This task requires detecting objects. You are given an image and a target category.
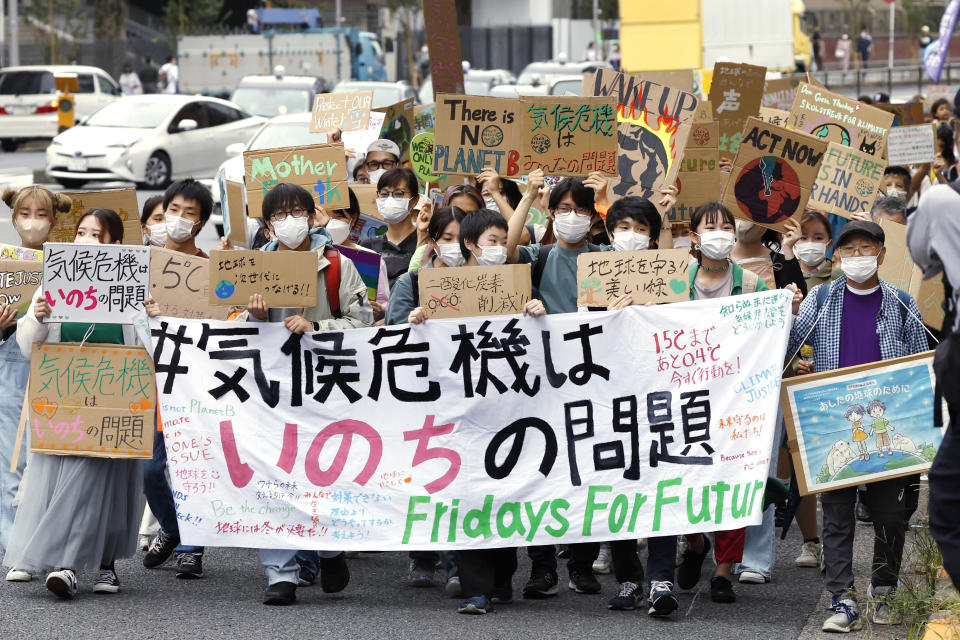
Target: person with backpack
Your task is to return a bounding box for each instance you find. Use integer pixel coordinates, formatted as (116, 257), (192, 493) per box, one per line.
(360, 168), (419, 290)
(788, 219), (929, 632)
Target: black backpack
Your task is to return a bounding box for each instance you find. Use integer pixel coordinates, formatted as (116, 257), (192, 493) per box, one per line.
(933, 184), (960, 426)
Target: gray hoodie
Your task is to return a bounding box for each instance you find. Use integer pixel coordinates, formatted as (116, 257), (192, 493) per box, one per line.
(907, 183), (960, 332)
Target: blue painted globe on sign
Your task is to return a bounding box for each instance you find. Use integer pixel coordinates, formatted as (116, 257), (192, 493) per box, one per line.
(215, 280), (235, 299)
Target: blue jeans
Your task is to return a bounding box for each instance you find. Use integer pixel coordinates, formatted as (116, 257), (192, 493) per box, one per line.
(0, 336), (29, 551)
(142, 427), (203, 554)
(259, 549), (340, 585)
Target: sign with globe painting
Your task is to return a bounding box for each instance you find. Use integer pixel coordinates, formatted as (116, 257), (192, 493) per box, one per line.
(720, 117), (827, 233)
(788, 83), (894, 159)
(781, 351), (943, 496)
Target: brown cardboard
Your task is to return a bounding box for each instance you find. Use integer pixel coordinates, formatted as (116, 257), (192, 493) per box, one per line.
(789, 83), (894, 158)
(757, 107), (792, 127)
(149, 247), (230, 320)
(694, 100), (713, 122)
(209, 249), (319, 308)
(29, 342), (156, 459)
(57, 188), (141, 244)
(720, 117), (827, 232)
(350, 184), (381, 219)
(874, 102), (926, 127)
(917, 273), (945, 329)
(224, 180), (247, 245)
(808, 142), (886, 220)
(887, 123), (937, 165)
(577, 248), (690, 306)
(686, 121), (719, 149)
(762, 77), (802, 111)
(243, 143), (349, 218)
(877, 219), (944, 329)
(707, 62), (767, 163)
(666, 171), (723, 223)
(374, 98), (415, 164)
(432, 94), (522, 177)
(422, 0), (465, 97)
(0, 260), (43, 319)
(310, 91), (373, 133)
(519, 95), (619, 177)
(678, 147), (719, 173)
(417, 264), (532, 319)
(637, 70), (695, 94)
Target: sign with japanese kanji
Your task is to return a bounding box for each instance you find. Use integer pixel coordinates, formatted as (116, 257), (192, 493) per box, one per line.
(0, 260), (43, 318)
(244, 143), (349, 218)
(310, 91), (373, 133)
(432, 94), (522, 177)
(423, 0), (465, 97)
(208, 249), (318, 308)
(42, 243), (150, 324)
(788, 83), (894, 158)
(149, 247), (229, 320)
(150, 289), (794, 549)
(418, 264), (532, 319)
(58, 188), (142, 245)
(29, 342), (156, 459)
(519, 96), (618, 176)
(808, 142), (886, 219)
(887, 123), (937, 165)
(577, 249), (690, 306)
(707, 62), (766, 164)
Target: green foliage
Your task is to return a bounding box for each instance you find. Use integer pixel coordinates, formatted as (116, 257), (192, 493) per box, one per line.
(817, 464), (831, 484)
(25, 0), (88, 64)
(163, 0), (230, 37)
(919, 443), (937, 462)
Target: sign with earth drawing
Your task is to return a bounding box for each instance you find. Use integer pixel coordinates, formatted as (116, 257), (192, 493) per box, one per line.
(788, 83), (894, 158)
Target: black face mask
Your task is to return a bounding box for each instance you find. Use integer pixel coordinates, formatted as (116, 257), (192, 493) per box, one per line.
(591, 230), (609, 246)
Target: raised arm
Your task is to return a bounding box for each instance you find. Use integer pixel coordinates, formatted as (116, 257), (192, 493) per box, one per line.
(507, 169), (543, 264)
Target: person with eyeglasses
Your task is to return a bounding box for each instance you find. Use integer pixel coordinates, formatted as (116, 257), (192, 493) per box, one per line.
(364, 139), (401, 185)
(787, 220), (928, 632)
(360, 168), (421, 289)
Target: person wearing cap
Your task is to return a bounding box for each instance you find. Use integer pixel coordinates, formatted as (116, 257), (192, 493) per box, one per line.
(787, 220), (928, 633)
(365, 139), (401, 186)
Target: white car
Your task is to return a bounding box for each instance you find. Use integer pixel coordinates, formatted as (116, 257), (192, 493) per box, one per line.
(0, 64), (121, 151)
(45, 94), (265, 189)
(332, 80), (418, 108)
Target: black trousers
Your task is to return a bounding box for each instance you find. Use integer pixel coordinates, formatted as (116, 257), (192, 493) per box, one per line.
(609, 536), (677, 584)
(930, 416), (960, 592)
(527, 543), (600, 573)
(455, 548), (518, 597)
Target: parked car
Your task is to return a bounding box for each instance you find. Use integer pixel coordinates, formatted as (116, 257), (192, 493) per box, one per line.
(230, 69), (326, 118)
(417, 68), (516, 103)
(332, 80), (418, 108)
(45, 94), (265, 189)
(516, 60), (612, 86)
(0, 64), (121, 151)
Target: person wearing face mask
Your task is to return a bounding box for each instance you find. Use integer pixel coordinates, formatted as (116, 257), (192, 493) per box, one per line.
(405, 183), (485, 274)
(360, 168), (420, 289)
(242, 183), (371, 607)
(0, 186), (70, 583)
(139, 195), (166, 247)
(795, 211), (837, 295)
(160, 179), (213, 258)
(364, 139), (401, 187)
(731, 217), (807, 295)
(787, 220), (928, 632)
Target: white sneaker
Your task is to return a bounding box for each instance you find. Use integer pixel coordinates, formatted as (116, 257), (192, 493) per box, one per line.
(93, 568), (121, 594)
(45, 569), (78, 599)
(592, 543), (612, 574)
(822, 598), (862, 633)
(138, 534), (152, 551)
(738, 570), (768, 584)
(5, 568), (31, 582)
(796, 541), (823, 568)
(868, 584), (901, 625)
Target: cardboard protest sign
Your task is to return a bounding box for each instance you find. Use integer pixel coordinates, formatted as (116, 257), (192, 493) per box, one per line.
(219, 176), (248, 247)
(757, 107), (791, 127)
(788, 83), (894, 158)
(422, 0), (465, 97)
(808, 143), (885, 220)
(887, 123), (937, 165)
(411, 131), (444, 183)
(0, 243), (42, 262)
(433, 94), (521, 177)
(417, 264), (531, 319)
(720, 117), (827, 232)
(694, 100), (713, 122)
(341, 111), (386, 173)
(667, 171), (724, 223)
(926, 84), (951, 102)
(42, 243), (150, 324)
(414, 103), (436, 135)
(876, 219), (944, 329)
(577, 249), (690, 306)
(762, 76), (801, 111)
(917, 273), (946, 329)
(782, 351), (939, 495)
(0, 260), (43, 318)
(351, 184), (381, 218)
(584, 69), (700, 210)
(519, 95), (618, 177)
(336, 245), (380, 302)
(375, 98), (415, 164)
(244, 143), (349, 217)
(29, 342), (156, 459)
(149, 247), (229, 320)
(875, 102), (926, 127)
(310, 91), (373, 133)
(57, 188), (141, 245)
(208, 250), (318, 308)
(707, 62), (766, 163)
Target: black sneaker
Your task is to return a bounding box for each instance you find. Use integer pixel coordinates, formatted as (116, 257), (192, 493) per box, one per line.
(648, 580), (679, 617)
(263, 581), (297, 605)
(175, 552), (204, 579)
(143, 529), (180, 568)
(677, 535), (711, 590)
(856, 500), (872, 523)
(568, 568), (602, 594)
(45, 569), (77, 599)
(522, 567), (559, 599)
(407, 560), (435, 587)
(710, 575), (736, 603)
(93, 568), (120, 594)
(320, 553), (350, 593)
(608, 581), (640, 610)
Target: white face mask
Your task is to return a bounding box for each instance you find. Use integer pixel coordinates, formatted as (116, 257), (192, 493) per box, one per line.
(474, 244), (507, 266)
(553, 211), (592, 243)
(841, 255), (879, 283)
(696, 230), (737, 260)
(368, 168), (387, 185)
(436, 242), (464, 267)
(14, 218), (51, 246)
(147, 222), (167, 247)
(377, 197), (411, 224)
(612, 230), (650, 252)
(325, 218), (351, 245)
(484, 196), (500, 213)
(794, 241), (827, 266)
(272, 215), (310, 249)
(165, 214), (197, 243)
(886, 188), (906, 199)
(735, 219), (756, 241)
(74, 235), (100, 245)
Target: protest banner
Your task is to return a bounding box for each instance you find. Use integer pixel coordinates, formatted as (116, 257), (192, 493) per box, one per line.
(150, 289), (794, 549)
(433, 94), (522, 177)
(519, 96), (619, 177)
(720, 117), (827, 232)
(42, 243), (149, 324)
(375, 98), (415, 164)
(762, 76), (801, 111)
(782, 351), (941, 496)
(757, 107), (791, 127)
(0, 260), (43, 318)
(876, 219), (945, 329)
(788, 83), (894, 158)
(244, 143), (349, 217)
(208, 249), (319, 308)
(418, 264), (531, 319)
(57, 188), (141, 245)
(149, 247), (229, 320)
(887, 123), (937, 165)
(422, 0), (465, 97)
(584, 69), (700, 211)
(336, 245), (380, 302)
(807, 142), (885, 220)
(926, 84), (952, 102)
(310, 91), (373, 133)
(0, 243), (42, 262)
(666, 171), (723, 223)
(577, 249), (690, 306)
(707, 62), (766, 163)
(220, 177), (248, 247)
(28, 342), (156, 459)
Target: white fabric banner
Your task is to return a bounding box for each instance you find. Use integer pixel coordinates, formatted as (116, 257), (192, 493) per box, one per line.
(150, 290), (793, 550)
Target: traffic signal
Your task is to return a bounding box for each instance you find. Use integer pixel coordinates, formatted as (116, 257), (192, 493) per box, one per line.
(54, 73), (78, 133)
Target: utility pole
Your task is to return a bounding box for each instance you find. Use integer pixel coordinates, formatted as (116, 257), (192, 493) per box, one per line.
(9, 0), (17, 66)
(179, 0), (184, 36)
(593, 0), (601, 58)
(335, 0), (341, 27)
(888, 0), (895, 69)
(48, 0), (54, 63)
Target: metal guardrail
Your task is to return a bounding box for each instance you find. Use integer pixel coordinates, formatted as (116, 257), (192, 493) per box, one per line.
(801, 63), (960, 97)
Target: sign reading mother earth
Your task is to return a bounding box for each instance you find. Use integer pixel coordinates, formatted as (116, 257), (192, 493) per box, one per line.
(244, 143), (349, 218)
(788, 83), (894, 157)
(720, 117), (827, 232)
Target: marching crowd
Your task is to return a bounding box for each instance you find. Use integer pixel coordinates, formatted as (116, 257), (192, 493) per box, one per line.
(0, 96), (958, 635)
